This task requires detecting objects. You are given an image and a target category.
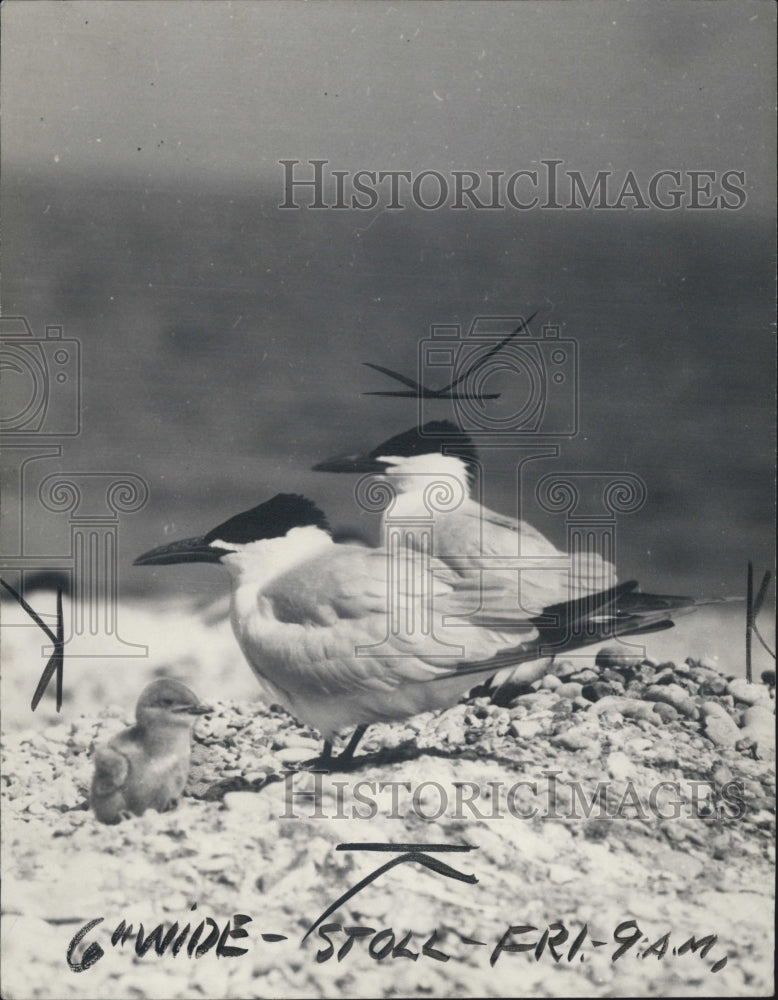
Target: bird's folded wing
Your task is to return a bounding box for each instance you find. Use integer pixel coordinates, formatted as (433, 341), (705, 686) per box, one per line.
(254, 549), (689, 699)
(256, 546), (517, 695)
(447, 507), (617, 611)
(91, 745), (130, 795)
(264, 544), (460, 622)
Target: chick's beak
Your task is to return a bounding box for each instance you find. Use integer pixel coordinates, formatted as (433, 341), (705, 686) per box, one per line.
(175, 703), (212, 716)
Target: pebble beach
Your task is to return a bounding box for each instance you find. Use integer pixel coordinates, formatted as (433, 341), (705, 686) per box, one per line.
(1, 594), (775, 998)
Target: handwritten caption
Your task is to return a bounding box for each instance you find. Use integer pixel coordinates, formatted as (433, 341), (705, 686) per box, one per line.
(67, 843), (727, 975)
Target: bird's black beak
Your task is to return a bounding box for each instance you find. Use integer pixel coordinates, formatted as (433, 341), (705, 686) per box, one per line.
(312, 452), (389, 474)
(133, 536), (230, 566)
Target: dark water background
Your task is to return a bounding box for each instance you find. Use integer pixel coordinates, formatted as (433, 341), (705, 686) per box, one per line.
(1, 172), (775, 610)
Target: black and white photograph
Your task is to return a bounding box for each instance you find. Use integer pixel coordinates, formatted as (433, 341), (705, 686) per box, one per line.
(1, 2), (775, 997)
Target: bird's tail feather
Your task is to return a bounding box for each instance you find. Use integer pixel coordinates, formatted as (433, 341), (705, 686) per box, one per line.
(464, 587), (726, 629)
(429, 583), (707, 684)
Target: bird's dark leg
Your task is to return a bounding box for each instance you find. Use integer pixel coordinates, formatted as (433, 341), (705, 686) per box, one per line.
(321, 740), (333, 761)
(338, 724), (368, 762)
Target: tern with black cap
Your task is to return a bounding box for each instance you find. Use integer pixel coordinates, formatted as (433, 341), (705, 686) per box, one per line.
(312, 422), (686, 695)
(135, 494), (697, 762)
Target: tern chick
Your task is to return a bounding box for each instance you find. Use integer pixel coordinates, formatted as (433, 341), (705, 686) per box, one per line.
(90, 679), (207, 824)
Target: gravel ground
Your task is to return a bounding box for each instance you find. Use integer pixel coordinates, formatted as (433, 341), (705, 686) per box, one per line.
(1, 595), (775, 999)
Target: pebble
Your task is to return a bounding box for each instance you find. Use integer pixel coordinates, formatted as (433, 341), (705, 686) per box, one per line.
(699, 700), (732, 720)
(541, 674), (562, 690)
(567, 669), (599, 685)
(67, 734), (92, 752)
(728, 677), (772, 706)
(436, 720), (466, 745)
(606, 751), (633, 781)
(711, 832), (731, 859)
(650, 702), (679, 724)
(711, 764), (734, 786)
(242, 770), (269, 784)
(654, 848), (704, 879)
(739, 705), (776, 759)
(492, 716), (511, 737)
(643, 684), (699, 719)
(650, 741), (678, 766)
(199, 717), (232, 741)
(512, 690), (554, 709)
(595, 645), (644, 669)
(589, 695), (645, 718)
(552, 727), (597, 752)
(546, 863), (579, 884)
(742, 703), (775, 725)
(509, 719), (545, 740)
(661, 819), (690, 843)
(761, 670), (775, 687)
(698, 678), (729, 696)
(748, 810), (775, 830)
(557, 682), (583, 700)
(581, 681), (615, 702)
(704, 714), (742, 748)
(735, 736), (758, 756)
(625, 737), (652, 754)
(741, 779), (765, 801)
(625, 680), (648, 698)
(405, 712), (435, 733)
(633, 705), (661, 725)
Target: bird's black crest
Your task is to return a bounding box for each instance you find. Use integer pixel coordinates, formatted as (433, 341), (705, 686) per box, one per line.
(371, 421), (480, 481)
(204, 494), (330, 545)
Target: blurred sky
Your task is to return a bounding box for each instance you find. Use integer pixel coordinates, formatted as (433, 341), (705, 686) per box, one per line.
(2, 0), (775, 207)
(1, 1), (775, 635)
